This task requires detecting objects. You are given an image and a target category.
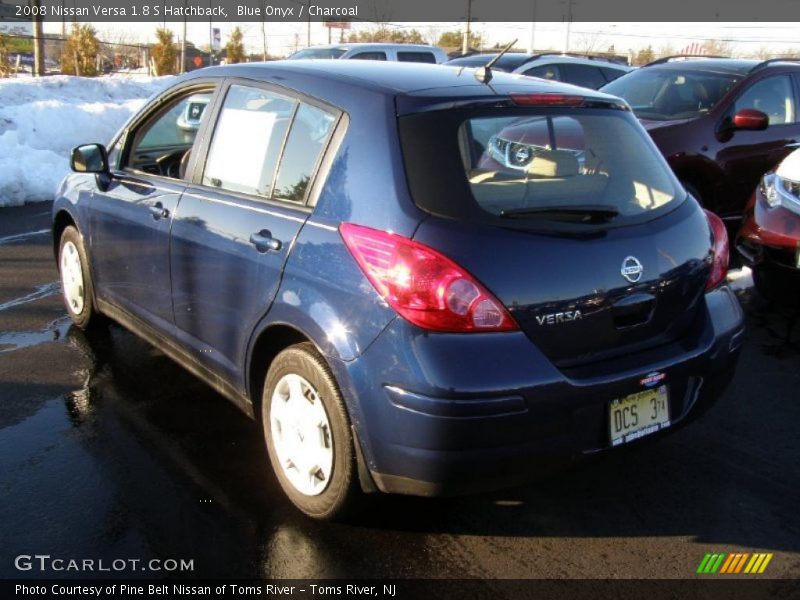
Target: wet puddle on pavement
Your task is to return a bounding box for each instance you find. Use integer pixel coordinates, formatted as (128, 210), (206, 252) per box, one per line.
(0, 316), (71, 353)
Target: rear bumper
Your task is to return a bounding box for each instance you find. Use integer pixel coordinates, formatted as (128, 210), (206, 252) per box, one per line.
(330, 287), (744, 497)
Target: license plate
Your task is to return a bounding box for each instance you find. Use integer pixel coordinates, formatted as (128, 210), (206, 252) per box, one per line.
(795, 243), (800, 269)
(609, 385), (670, 447)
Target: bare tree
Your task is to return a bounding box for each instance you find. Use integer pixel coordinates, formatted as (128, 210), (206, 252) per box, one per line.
(572, 32), (605, 54)
(656, 43), (677, 59)
(701, 39), (734, 57)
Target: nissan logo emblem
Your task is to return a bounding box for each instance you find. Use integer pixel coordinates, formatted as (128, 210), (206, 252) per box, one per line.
(513, 146), (532, 164)
(621, 256), (644, 283)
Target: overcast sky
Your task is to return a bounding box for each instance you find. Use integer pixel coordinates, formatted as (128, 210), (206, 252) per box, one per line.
(37, 21), (800, 58)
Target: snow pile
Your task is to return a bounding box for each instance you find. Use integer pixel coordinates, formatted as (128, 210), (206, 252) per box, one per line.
(0, 74), (174, 206)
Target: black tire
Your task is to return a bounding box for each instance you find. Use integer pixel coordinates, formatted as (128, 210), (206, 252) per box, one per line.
(58, 225), (100, 330)
(261, 342), (360, 520)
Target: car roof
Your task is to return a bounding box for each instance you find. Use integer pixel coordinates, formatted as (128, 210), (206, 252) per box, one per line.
(642, 58), (779, 76)
(298, 43), (441, 51)
(519, 55), (631, 69)
(445, 53), (533, 70)
(182, 60), (619, 113)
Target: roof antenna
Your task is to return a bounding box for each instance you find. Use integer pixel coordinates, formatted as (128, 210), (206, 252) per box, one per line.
(474, 38), (518, 84)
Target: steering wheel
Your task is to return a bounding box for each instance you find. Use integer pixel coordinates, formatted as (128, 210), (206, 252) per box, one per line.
(155, 149), (189, 179)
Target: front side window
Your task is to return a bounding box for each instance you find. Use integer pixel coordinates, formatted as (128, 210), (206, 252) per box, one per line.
(734, 75), (796, 125)
(125, 89), (214, 178)
(202, 85), (295, 197)
(289, 47), (347, 59)
(602, 68), (740, 121)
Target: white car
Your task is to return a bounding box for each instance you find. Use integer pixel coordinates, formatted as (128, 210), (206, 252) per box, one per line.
(176, 94), (210, 131)
(288, 43), (447, 64)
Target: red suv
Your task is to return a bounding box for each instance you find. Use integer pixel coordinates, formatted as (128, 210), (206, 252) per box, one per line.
(602, 57), (800, 218)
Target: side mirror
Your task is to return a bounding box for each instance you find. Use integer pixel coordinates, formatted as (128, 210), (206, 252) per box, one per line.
(732, 108), (769, 131)
(71, 143), (109, 174)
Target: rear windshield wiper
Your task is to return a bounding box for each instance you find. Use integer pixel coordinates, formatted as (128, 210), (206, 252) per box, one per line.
(499, 205), (620, 223)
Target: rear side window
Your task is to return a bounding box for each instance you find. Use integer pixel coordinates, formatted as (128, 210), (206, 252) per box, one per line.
(397, 51), (437, 64)
(600, 66), (627, 83)
(273, 104), (336, 202)
(350, 52), (387, 61)
(561, 64), (607, 89)
(522, 64), (560, 81)
(202, 85), (295, 197)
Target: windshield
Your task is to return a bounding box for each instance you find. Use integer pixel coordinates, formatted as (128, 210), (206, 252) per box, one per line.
(602, 68), (740, 121)
(399, 107), (684, 228)
(288, 48), (347, 60)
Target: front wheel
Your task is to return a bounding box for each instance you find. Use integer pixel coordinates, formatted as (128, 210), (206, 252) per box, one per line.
(262, 342), (360, 519)
(58, 226), (100, 329)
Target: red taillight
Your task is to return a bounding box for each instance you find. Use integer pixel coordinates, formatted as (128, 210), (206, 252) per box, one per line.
(705, 209), (729, 290)
(339, 223), (518, 333)
(510, 93), (585, 107)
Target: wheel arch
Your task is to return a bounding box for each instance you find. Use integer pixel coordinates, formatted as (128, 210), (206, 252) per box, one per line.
(52, 209), (77, 260)
(247, 322), (313, 416)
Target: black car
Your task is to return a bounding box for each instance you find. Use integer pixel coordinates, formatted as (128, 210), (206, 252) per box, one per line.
(602, 57), (800, 218)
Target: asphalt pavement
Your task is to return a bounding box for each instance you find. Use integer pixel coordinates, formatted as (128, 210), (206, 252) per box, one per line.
(1, 202), (799, 581)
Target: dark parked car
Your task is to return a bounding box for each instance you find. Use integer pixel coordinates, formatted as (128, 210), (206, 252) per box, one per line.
(445, 53), (631, 89)
(54, 61), (743, 519)
(602, 57), (800, 218)
(737, 147), (800, 302)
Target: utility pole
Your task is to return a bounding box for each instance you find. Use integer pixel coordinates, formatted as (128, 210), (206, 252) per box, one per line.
(180, 0), (187, 73)
(528, 0), (537, 54)
(563, 0), (573, 54)
(461, 0), (472, 55)
(32, 0), (45, 76)
(261, 0), (268, 60)
(306, 1), (311, 47)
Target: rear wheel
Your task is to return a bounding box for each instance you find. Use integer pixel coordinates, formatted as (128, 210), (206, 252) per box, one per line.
(58, 226), (100, 330)
(261, 342), (360, 519)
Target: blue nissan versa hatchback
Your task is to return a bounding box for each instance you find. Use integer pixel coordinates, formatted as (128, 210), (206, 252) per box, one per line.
(54, 61), (744, 519)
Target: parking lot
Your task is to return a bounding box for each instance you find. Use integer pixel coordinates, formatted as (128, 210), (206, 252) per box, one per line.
(1, 202), (798, 580)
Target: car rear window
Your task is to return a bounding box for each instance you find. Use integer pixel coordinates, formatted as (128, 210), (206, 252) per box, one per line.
(602, 68), (740, 120)
(399, 107), (684, 228)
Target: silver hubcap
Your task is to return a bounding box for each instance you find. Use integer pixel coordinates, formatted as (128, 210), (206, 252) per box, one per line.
(270, 373), (334, 496)
(60, 241), (85, 315)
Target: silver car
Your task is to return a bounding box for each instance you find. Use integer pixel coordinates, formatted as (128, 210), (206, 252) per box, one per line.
(288, 43), (447, 64)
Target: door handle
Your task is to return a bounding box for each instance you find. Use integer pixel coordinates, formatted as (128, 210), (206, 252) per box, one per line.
(148, 202), (169, 220)
(250, 230), (282, 253)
